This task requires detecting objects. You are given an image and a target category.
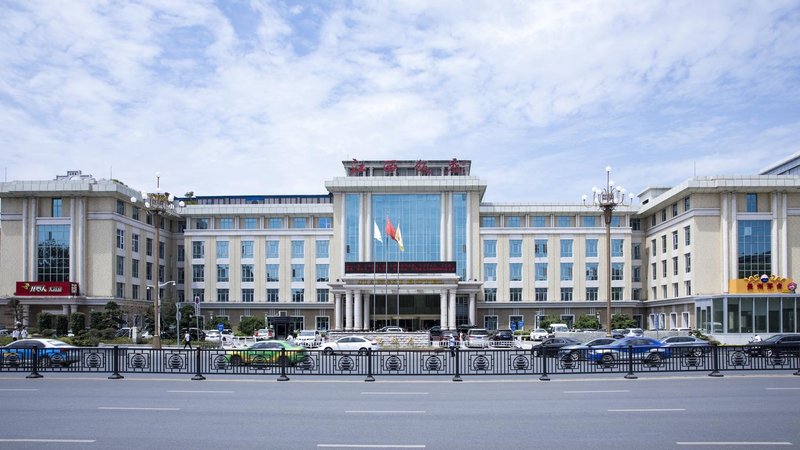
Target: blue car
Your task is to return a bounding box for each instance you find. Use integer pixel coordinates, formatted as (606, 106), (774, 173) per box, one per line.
(586, 336), (671, 366)
(1, 338), (79, 367)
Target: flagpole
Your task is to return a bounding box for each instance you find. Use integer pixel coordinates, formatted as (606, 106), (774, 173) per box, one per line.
(396, 243), (400, 328)
(372, 232), (376, 332)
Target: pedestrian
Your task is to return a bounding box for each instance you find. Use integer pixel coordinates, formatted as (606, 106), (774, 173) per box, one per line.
(20, 327), (28, 339)
(286, 332), (295, 344)
(752, 334), (762, 343)
(448, 333), (456, 357)
(183, 331), (192, 349)
(11, 328), (20, 341)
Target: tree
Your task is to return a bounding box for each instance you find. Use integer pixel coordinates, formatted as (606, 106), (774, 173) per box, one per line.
(537, 315), (561, 330)
(574, 315), (600, 330)
(5, 299), (23, 326)
(238, 316), (265, 336)
(611, 314), (637, 329)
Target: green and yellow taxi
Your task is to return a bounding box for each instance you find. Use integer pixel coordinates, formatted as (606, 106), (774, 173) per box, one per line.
(223, 340), (307, 366)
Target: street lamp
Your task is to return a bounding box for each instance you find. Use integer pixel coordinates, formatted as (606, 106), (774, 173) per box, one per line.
(583, 166), (634, 337)
(132, 172), (184, 349)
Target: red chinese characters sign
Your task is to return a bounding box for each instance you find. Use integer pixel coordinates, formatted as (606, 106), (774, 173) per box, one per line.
(16, 281), (80, 297)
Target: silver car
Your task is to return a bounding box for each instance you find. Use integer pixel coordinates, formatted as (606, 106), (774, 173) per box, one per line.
(659, 336), (710, 356)
(467, 328), (490, 348)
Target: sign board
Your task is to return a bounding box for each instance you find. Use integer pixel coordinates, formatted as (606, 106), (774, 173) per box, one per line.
(729, 275), (793, 294)
(16, 281), (80, 297)
(345, 261), (456, 274)
(217, 323), (224, 332)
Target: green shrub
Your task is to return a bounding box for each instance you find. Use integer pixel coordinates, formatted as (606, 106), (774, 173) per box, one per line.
(38, 312), (55, 331)
(56, 315), (69, 336)
(70, 312), (86, 333)
(100, 328), (117, 340)
(40, 328), (57, 338)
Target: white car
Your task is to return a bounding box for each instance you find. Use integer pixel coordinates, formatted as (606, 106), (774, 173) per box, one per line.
(295, 330), (323, 348)
(204, 330), (221, 343)
(254, 328), (274, 340)
(467, 328), (490, 348)
(529, 328), (549, 341)
(320, 336), (379, 355)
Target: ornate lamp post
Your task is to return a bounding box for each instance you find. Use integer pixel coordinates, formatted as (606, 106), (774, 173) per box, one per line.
(583, 166), (633, 337)
(131, 173), (184, 349)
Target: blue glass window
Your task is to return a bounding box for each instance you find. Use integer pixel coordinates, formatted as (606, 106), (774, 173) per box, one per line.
(612, 239), (624, 257)
(216, 241), (229, 259)
(506, 216), (521, 227)
(268, 218), (283, 229)
(316, 240), (329, 259)
(266, 240), (279, 259)
(535, 263), (548, 281)
(216, 264), (229, 282)
(509, 239), (522, 258)
(509, 263), (522, 281)
(452, 193), (467, 280)
(746, 193), (758, 212)
(266, 264), (279, 282)
(534, 239), (547, 257)
(317, 217), (332, 228)
(291, 240), (304, 259)
(292, 264), (304, 282)
(481, 216), (497, 227)
(372, 194), (441, 262)
(219, 218), (233, 229)
(316, 264), (329, 282)
(582, 216), (597, 227)
(484, 263), (497, 282)
(586, 239), (598, 258)
(586, 263), (598, 281)
(484, 240), (497, 258)
(737, 220), (771, 277)
(345, 194), (360, 262)
(560, 263), (573, 281)
(612, 262), (624, 280)
(242, 218), (258, 229)
(560, 239), (573, 257)
(531, 216), (546, 227)
(557, 216), (571, 227)
(241, 240), (254, 259)
(293, 217), (307, 229)
(610, 216), (622, 227)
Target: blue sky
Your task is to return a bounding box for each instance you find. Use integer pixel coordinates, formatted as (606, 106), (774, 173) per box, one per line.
(1, 1), (799, 202)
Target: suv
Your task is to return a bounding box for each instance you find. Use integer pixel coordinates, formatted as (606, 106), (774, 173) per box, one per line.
(295, 330), (323, 348)
(254, 328), (274, 340)
(493, 329), (514, 347)
(467, 328), (490, 348)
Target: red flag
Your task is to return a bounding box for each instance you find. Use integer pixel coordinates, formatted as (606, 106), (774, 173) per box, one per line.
(385, 217), (396, 241)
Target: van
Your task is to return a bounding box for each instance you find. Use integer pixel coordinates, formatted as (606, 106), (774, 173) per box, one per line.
(549, 324), (569, 333)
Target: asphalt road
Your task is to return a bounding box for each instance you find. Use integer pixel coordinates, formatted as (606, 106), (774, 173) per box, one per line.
(0, 372), (797, 449)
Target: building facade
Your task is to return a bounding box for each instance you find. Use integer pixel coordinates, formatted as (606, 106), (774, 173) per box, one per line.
(1, 159), (798, 341)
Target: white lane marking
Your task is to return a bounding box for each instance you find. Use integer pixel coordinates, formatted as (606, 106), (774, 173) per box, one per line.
(766, 387), (800, 390)
(677, 442), (792, 446)
(0, 388), (39, 391)
(360, 392), (429, 395)
(0, 439), (95, 443)
(564, 390), (630, 394)
(167, 390), (234, 394)
(98, 407), (180, 411)
(345, 411), (426, 414)
(608, 408), (686, 412)
(318, 445), (425, 448)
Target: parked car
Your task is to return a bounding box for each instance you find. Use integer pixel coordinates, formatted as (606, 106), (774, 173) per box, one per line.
(376, 326), (405, 333)
(558, 337), (617, 361)
(222, 340), (307, 367)
(204, 330), (222, 343)
(529, 328), (550, 341)
(254, 328), (274, 340)
(532, 337), (582, 357)
(428, 326), (442, 341)
(659, 336), (711, 356)
(493, 329), (515, 347)
(295, 330), (323, 348)
(549, 324), (570, 333)
(587, 336), (672, 366)
(439, 330), (462, 346)
(320, 335), (380, 355)
(186, 328), (206, 341)
(466, 328), (490, 348)
(744, 334), (800, 357)
(0, 338), (79, 367)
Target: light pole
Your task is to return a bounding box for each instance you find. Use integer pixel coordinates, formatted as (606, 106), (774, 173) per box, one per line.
(583, 166), (633, 337)
(132, 172), (184, 349)
(147, 280), (176, 346)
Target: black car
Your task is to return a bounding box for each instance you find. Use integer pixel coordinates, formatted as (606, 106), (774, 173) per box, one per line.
(493, 329), (515, 347)
(532, 337), (582, 357)
(428, 326), (442, 340)
(744, 334), (800, 357)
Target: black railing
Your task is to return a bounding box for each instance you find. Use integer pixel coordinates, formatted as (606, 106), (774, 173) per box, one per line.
(2, 345), (798, 380)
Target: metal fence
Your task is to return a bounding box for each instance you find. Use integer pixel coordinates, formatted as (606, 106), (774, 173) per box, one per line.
(2, 345), (798, 381)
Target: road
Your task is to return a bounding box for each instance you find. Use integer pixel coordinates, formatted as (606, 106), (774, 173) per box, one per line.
(0, 372), (797, 449)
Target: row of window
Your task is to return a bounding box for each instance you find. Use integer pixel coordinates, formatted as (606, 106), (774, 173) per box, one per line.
(480, 215), (626, 228)
(649, 196), (692, 227)
(483, 262), (636, 282)
(651, 254), (692, 279)
(484, 238), (633, 259)
(114, 200), (184, 232)
(652, 281), (693, 299)
(651, 226), (691, 256)
(484, 287), (634, 302)
(191, 288), (329, 303)
(194, 216), (332, 230)
(191, 240), (330, 260)
(206, 263), (330, 283)
(116, 229), (164, 258)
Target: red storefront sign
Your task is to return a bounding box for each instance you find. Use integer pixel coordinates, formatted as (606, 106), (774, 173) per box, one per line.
(15, 281), (80, 297)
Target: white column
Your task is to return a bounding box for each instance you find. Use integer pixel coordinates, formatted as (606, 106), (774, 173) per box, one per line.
(448, 289), (457, 330)
(354, 290), (362, 331)
(781, 192), (788, 275)
(440, 290), (448, 329)
(468, 293), (476, 326)
(721, 193), (729, 291)
(730, 193), (738, 280)
(345, 290), (353, 331)
(334, 293), (342, 330)
(363, 294), (370, 331)
(772, 192), (778, 274)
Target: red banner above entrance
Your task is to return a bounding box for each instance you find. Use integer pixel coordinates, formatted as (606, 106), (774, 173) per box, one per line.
(345, 261), (456, 274)
(15, 281), (80, 297)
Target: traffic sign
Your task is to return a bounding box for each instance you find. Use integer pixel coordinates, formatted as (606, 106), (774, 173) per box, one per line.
(217, 323), (224, 332)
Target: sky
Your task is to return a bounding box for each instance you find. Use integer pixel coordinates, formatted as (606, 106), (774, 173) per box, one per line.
(1, 1), (799, 203)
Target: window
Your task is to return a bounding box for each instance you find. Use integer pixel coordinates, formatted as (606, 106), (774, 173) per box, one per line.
(132, 206), (139, 221)
(192, 241), (204, 259)
(316, 264), (329, 282)
(267, 241), (279, 259)
(266, 289), (280, 302)
(484, 288), (497, 302)
(292, 217), (307, 229)
(611, 239), (624, 257)
(610, 216), (622, 227)
(510, 288), (523, 302)
(661, 235), (667, 253)
(557, 216), (571, 227)
(266, 264), (280, 282)
(746, 193), (758, 212)
(662, 260), (667, 277)
(243, 217), (258, 229)
(535, 288), (547, 301)
(560, 288), (573, 301)
(484, 316), (498, 330)
(177, 267), (184, 284)
(582, 216), (597, 227)
(509, 239), (522, 258)
(685, 281), (692, 295)
(534, 239), (547, 257)
(586, 287), (598, 301)
(560, 239), (573, 257)
(612, 287), (624, 301)
(684, 226), (691, 246)
(116, 200), (125, 215)
(192, 264), (204, 282)
(146, 238), (153, 256)
(585, 239), (598, 258)
(481, 216), (497, 227)
(158, 241), (165, 260)
(132, 234), (140, 253)
(684, 196), (691, 211)
(506, 216), (521, 227)
(159, 264), (164, 283)
(146, 262), (153, 280)
(216, 241), (229, 259)
(672, 231), (678, 250)
(116, 282), (125, 298)
(291, 240), (304, 258)
(217, 289), (229, 303)
(219, 218), (233, 229)
(632, 243), (641, 260)
(52, 198), (62, 217)
(632, 288), (641, 300)
(651, 215), (656, 227)
(651, 263), (657, 280)
(132, 259), (139, 279)
(531, 216), (546, 227)
(484, 240), (497, 258)
(316, 316), (330, 330)
(242, 289), (254, 303)
(241, 264), (254, 282)
(585, 263), (598, 281)
(651, 239), (656, 257)
(116, 255), (124, 276)
(317, 217), (332, 228)
(612, 263), (624, 280)
(672, 257), (678, 276)
(177, 245), (184, 262)
(672, 203), (678, 217)
(535, 263), (548, 281)
(241, 240), (254, 259)
(132, 284), (139, 300)
(685, 253), (691, 273)
(196, 218), (209, 230)
(509, 263), (522, 281)
(630, 218), (641, 231)
(217, 264), (229, 282)
(316, 240), (329, 258)
(632, 266), (641, 283)
(484, 263), (497, 282)
(560, 263), (573, 281)
(291, 264), (304, 282)
(673, 283), (679, 298)
(268, 217), (283, 229)
(661, 209), (666, 221)
(316, 289), (329, 302)
(738, 220), (771, 277)
(292, 288), (304, 303)
(116, 229), (125, 250)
